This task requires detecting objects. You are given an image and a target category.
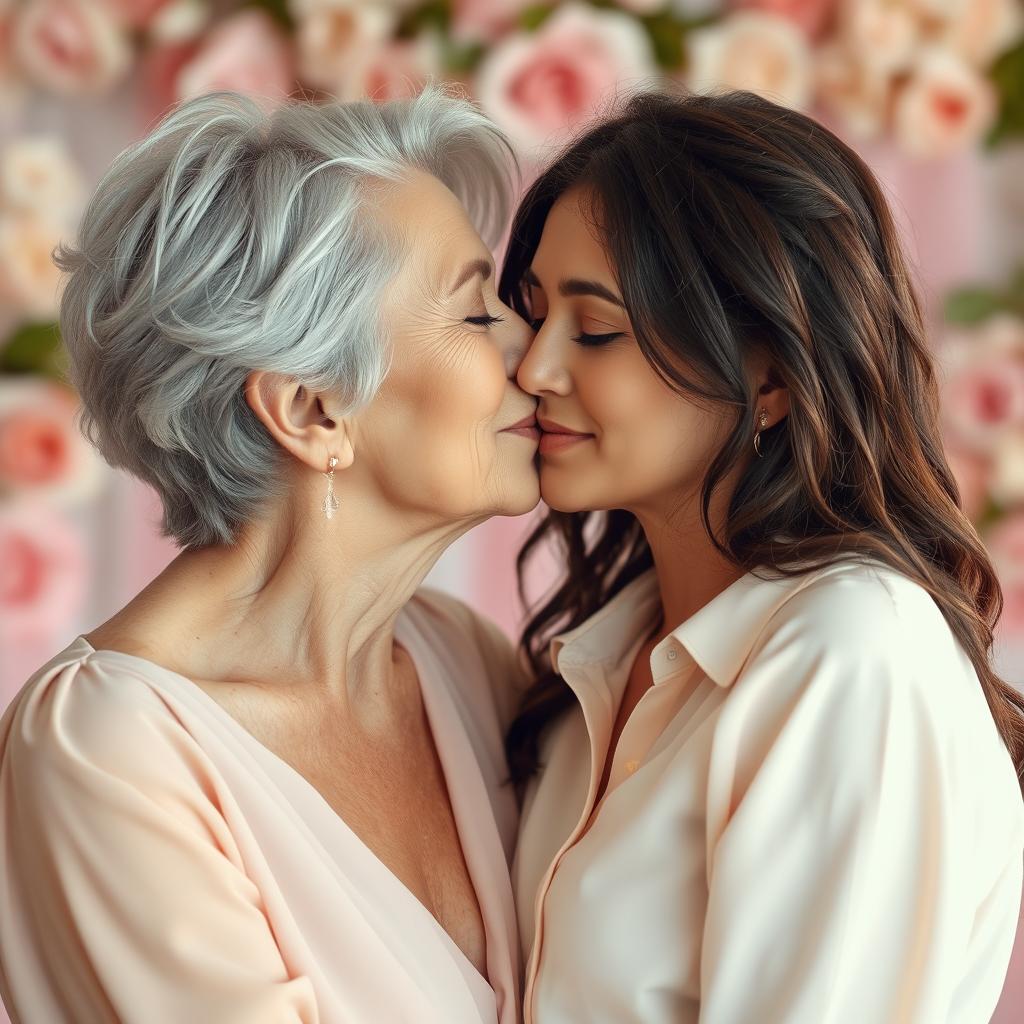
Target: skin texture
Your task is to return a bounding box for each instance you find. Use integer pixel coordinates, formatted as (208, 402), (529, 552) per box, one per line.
(518, 186), (791, 802)
(84, 169), (539, 976)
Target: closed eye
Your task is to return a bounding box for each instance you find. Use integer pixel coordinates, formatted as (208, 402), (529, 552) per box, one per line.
(574, 331), (622, 347)
(465, 314), (506, 327)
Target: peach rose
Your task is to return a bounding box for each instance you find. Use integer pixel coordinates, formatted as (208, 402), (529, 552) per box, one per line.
(174, 9), (294, 105)
(0, 136), (83, 222)
(0, 211), (66, 319)
(922, 0), (1024, 68)
(0, 499), (87, 634)
(893, 46), (997, 158)
(992, 432), (1024, 506)
(146, 0), (209, 45)
(943, 444), (990, 523)
(10, 0), (132, 96)
(814, 40), (891, 138)
(475, 3), (657, 154)
(731, 0), (839, 39)
(290, 0), (396, 93)
(838, 0), (920, 76)
(687, 11), (814, 110)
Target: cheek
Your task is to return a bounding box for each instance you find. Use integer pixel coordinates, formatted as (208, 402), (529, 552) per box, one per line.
(421, 341), (506, 437)
(579, 352), (725, 482)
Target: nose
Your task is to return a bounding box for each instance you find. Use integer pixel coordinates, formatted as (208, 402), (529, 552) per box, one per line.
(516, 320), (571, 398)
(497, 304), (534, 379)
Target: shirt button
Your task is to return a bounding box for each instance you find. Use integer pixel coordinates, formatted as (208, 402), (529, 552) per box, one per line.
(666, 648), (678, 661)
(625, 759), (640, 774)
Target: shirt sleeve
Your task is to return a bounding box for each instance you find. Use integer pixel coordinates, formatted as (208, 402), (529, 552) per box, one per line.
(698, 577), (1024, 1024)
(0, 658), (319, 1024)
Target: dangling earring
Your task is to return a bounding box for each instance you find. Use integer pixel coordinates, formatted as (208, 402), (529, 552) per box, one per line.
(753, 408), (769, 458)
(322, 455), (340, 519)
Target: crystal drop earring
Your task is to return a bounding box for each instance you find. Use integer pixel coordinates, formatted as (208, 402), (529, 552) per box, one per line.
(322, 455), (340, 519)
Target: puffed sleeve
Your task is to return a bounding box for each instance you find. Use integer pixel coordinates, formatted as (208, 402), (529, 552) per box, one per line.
(698, 575), (1024, 1023)
(0, 656), (319, 1024)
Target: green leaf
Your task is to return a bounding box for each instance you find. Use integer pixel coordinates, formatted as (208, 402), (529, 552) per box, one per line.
(987, 37), (1024, 147)
(0, 322), (67, 380)
(977, 494), (1006, 533)
(520, 4), (556, 31)
(944, 288), (1005, 325)
(396, 0), (450, 39)
(443, 40), (486, 74)
(245, 0), (294, 30)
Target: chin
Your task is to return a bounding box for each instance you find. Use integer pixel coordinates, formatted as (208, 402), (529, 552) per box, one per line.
(504, 480), (542, 517)
(539, 466), (600, 514)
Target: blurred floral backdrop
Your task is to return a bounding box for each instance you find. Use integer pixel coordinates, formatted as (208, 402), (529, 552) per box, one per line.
(1, 0), (1023, 1019)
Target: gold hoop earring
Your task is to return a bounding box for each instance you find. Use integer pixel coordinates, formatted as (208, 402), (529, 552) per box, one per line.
(322, 455), (339, 520)
(753, 408), (769, 458)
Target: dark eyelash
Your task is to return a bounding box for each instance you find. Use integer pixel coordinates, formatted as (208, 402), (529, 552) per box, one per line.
(464, 314), (505, 327)
(573, 331), (622, 347)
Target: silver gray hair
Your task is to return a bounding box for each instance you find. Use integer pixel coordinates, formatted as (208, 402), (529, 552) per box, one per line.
(55, 84), (518, 548)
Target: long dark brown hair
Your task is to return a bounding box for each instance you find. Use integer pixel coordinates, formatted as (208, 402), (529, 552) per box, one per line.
(498, 88), (1024, 788)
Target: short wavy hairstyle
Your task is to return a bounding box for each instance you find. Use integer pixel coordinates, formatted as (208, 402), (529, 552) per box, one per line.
(55, 85), (517, 548)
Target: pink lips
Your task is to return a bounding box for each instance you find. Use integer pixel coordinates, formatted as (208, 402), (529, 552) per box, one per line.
(537, 416), (594, 455)
(500, 413), (540, 442)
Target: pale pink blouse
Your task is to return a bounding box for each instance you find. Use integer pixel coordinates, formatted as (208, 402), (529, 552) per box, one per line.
(0, 588), (522, 1024)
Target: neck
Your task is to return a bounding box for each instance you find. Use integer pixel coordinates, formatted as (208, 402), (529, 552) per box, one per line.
(119, 486), (481, 713)
(631, 482), (746, 639)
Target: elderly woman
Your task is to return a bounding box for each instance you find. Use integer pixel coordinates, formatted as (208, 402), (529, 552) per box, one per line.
(0, 87), (539, 1024)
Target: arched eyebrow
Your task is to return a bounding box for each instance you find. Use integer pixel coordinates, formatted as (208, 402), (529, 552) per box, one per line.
(524, 267), (625, 309)
(449, 258), (492, 296)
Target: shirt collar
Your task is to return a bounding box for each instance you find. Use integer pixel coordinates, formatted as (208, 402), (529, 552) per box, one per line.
(551, 562), (837, 689)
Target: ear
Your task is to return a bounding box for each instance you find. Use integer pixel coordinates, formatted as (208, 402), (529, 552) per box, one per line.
(750, 356), (790, 428)
(244, 370), (355, 473)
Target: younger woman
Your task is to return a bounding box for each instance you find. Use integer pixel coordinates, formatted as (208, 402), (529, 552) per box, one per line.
(501, 89), (1024, 1024)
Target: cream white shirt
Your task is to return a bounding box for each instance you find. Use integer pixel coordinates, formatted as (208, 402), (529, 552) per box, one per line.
(514, 558), (1024, 1023)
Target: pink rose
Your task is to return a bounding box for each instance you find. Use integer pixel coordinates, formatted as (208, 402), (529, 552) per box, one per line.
(474, 3), (657, 153)
(941, 348), (1024, 454)
(100, 0), (175, 30)
(893, 47), (997, 159)
(11, 0), (132, 96)
(341, 35), (442, 103)
(174, 9), (294, 106)
(687, 11), (814, 111)
(730, 0), (838, 40)
(0, 0), (25, 107)
(0, 499), (87, 634)
(985, 514), (1024, 641)
(0, 380), (104, 504)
